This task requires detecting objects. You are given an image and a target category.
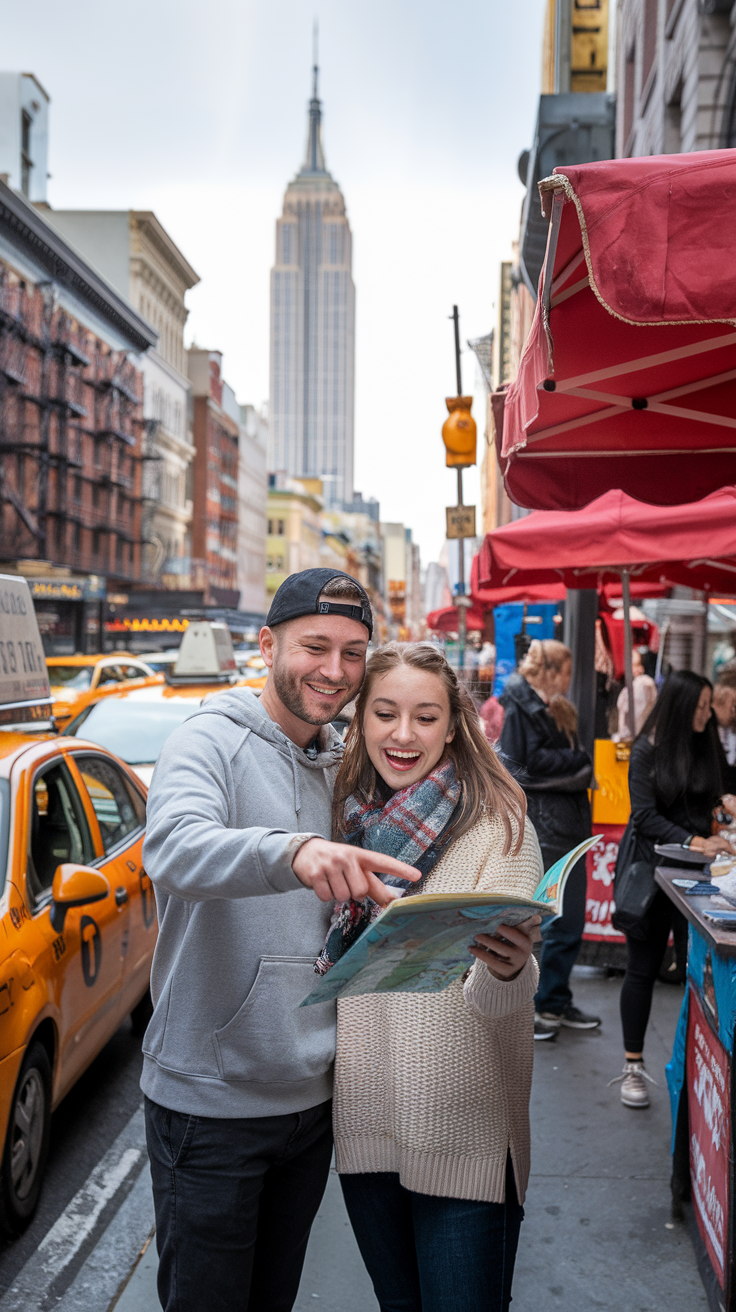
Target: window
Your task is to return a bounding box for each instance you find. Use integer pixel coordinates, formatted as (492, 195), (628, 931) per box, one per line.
(642, 0), (658, 90)
(28, 761), (92, 902)
(20, 109), (32, 196)
(623, 47), (636, 148)
(75, 756), (145, 853)
(97, 664), (124, 686)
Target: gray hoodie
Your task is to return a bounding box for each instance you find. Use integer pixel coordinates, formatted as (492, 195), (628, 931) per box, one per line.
(140, 688), (342, 1118)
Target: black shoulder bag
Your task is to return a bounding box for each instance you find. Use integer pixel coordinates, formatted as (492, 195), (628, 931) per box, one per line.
(611, 821), (657, 940)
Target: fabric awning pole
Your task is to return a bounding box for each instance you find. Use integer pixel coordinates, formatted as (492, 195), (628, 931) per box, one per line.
(621, 568), (636, 738)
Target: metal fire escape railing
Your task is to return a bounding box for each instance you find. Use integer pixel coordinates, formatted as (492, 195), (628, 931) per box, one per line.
(0, 265), (146, 582)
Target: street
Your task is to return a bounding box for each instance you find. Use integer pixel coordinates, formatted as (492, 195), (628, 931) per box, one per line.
(0, 969), (706, 1312)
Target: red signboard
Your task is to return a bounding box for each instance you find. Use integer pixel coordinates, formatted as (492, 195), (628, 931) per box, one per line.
(583, 825), (626, 943)
(687, 984), (730, 1287)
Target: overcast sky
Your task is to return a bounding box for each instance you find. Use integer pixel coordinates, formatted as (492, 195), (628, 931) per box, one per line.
(1, 0), (547, 563)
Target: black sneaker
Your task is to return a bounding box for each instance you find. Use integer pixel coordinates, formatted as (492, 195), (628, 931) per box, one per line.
(534, 1013), (560, 1040)
(560, 1004), (601, 1030)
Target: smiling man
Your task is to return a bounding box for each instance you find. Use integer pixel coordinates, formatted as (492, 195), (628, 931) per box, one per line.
(141, 569), (419, 1312)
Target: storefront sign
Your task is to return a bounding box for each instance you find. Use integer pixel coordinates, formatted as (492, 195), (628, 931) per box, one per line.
(584, 825), (626, 942)
(30, 575), (106, 602)
(687, 984), (730, 1287)
(105, 617), (189, 634)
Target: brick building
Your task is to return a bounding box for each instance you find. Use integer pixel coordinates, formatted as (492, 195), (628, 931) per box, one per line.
(0, 179), (156, 652)
(187, 349), (240, 605)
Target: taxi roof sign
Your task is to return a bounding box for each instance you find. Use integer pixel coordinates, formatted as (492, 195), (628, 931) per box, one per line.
(171, 621), (237, 683)
(0, 574), (53, 727)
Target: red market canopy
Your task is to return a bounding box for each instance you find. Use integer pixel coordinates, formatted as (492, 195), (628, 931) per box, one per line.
(478, 487), (736, 596)
(496, 149), (736, 511)
(469, 561), (566, 607)
(426, 604), (486, 634)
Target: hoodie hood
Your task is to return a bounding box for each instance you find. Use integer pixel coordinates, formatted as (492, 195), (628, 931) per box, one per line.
(195, 687), (343, 770)
(193, 687), (343, 817)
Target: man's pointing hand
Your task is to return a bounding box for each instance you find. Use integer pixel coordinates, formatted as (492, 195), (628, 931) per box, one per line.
(292, 838), (420, 906)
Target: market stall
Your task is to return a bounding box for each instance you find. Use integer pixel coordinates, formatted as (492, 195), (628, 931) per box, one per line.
(659, 869), (736, 1312)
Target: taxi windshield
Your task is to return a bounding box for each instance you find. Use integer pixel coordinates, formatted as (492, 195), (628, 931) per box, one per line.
(63, 699), (195, 764)
(48, 666), (94, 690)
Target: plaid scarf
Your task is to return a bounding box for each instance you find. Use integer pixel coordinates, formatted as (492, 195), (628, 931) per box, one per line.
(314, 759), (461, 975)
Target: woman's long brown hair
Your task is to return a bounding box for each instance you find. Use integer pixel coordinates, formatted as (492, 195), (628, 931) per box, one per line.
(332, 642), (526, 855)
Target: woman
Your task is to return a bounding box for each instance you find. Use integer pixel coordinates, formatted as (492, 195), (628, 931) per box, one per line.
(499, 639), (598, 1040)
(612, 670), (732, 1108)
(330, 643), (542, 1312)
(613, 648), (658, 741)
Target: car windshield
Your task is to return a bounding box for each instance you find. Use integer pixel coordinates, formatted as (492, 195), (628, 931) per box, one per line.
(48, 666), (94, 690)
(63, 699), (196, 764)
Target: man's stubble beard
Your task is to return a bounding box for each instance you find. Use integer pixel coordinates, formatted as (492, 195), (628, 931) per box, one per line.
(271, 660), (356, 727)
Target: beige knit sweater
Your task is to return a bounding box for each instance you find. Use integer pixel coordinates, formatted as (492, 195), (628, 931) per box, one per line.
(333, 812), (543, 1205)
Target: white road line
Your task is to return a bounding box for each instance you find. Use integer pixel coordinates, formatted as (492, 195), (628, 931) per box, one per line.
(0, 1104), (146, 1312)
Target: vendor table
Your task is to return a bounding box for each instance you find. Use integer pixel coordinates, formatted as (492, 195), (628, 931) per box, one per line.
(658, 868), (736, 1312)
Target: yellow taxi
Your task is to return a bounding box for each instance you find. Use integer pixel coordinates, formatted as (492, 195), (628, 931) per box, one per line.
(62, 622), (267, 786)
(0, 577), (156, 1234)
(46, 654), (158, 728)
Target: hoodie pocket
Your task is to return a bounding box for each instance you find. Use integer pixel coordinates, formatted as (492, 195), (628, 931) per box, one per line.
(213, 956), (335, 1084)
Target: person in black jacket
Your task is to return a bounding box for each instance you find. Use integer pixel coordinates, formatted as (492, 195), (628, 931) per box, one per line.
(499, 639), (599, 1041)
(611, 669), (733, 1109)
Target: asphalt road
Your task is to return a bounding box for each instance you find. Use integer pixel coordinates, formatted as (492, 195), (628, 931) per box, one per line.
(0, 1016), (144, 1299)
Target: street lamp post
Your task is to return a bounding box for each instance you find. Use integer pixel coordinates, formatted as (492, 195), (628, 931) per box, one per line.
(441, 306), (477, 685)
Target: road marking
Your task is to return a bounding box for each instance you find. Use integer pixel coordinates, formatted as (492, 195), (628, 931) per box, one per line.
(0, 1104), (146, 1312)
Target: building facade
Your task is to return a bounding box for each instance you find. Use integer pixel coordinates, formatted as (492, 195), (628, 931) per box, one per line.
(0, 72), (50, 203)
(266, 476), (323, 600)
(0, 179), (156, 653)
(187, 349), (240, 605)
(237, 404), (268, 615)
(616, 0), (736, 156)
(41, 209), (199, 587)
(269, 62), (355, 508)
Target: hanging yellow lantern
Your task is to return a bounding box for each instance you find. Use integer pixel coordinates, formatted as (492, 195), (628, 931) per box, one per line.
(441, 396), (477, 468)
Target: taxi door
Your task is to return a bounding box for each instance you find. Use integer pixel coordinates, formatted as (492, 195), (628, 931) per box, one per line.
(21, 753), (125, 1095)
(67, 753), (148, 1021)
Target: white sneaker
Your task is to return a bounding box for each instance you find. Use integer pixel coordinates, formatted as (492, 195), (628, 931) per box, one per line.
(608, 1061), (657, 1108)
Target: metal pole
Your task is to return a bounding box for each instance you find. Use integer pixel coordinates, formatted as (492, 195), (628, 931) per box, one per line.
(452, 305), (462, 395)
(622, 568), (636, 738)
(457, 467), (466, 679)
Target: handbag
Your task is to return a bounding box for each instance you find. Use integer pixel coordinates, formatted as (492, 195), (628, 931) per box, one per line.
(612, 820), (658, 939)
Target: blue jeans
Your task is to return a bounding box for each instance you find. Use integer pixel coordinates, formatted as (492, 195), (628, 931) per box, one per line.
(534, 851), (587, 1015)
(339, 1157), (524, 1312)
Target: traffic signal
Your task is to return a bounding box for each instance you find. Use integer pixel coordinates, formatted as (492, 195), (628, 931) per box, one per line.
(441, 396), (477, 468)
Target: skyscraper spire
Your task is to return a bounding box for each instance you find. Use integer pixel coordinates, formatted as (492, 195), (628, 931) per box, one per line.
(301, 20), (327, 175)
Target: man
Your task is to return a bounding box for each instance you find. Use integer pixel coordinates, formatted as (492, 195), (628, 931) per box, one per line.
(142, 569), (418, 1312)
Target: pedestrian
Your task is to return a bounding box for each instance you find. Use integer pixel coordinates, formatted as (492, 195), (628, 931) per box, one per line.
(329, 642), (542, 1312)
(713, 670), (736, 768)
(612, 647), (658, 741)
(499, 639), (600, 1041)
(611, 670), (732, 1108)
(140, 569), (419, 1312)
(479, 643), (505, 745)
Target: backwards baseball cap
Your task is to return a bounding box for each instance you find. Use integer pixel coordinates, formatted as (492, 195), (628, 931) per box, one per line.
(266, 568), (373, 638)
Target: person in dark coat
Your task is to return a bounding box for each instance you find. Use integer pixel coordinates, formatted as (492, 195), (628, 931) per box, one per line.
(499, 639), (598, 1041)
(611, 670), (733, 1109)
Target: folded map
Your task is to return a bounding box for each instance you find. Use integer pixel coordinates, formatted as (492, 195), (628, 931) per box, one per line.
(301, 835), (598, 1004)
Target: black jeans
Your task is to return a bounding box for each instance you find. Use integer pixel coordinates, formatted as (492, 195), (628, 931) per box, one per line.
(620, 888), (679, 1052)
(534, 850), (587, 1015)
(340, 1157), (524, 1312)
(145, 1096), (333, 1312)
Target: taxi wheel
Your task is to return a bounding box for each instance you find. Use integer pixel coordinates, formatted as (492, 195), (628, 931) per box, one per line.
(0, 1041), (52, 1235)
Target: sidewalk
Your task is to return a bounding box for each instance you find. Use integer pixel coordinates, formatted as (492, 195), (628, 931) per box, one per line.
(111, 969), (706, 1311)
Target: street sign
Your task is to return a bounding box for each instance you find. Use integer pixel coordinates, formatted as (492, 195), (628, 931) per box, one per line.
(445, 505), (476, 540)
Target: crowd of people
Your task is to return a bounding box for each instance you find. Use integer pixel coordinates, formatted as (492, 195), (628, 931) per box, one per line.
(138, 571), (736, 1311)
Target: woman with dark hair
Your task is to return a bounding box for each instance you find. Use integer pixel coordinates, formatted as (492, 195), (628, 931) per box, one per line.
(328, 642), (543, 1312)
(612, 669), (733, 1108)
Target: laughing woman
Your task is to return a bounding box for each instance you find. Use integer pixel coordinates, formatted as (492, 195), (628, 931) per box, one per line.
(327, 643), (543, 1312)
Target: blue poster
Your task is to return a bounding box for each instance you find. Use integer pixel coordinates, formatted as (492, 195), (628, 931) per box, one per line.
(492, 603), (558, 696)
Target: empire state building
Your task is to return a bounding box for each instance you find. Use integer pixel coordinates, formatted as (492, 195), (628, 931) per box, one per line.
(269, 61), (355, 508)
